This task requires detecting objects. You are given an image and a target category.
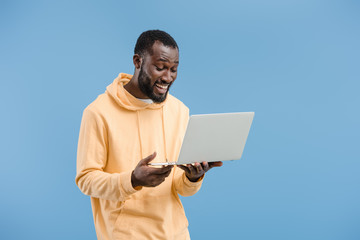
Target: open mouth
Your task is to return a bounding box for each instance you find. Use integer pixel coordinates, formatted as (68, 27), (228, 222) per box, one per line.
(155, 82), (169, 94)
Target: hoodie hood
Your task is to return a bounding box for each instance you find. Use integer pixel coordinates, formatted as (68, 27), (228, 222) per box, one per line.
(106, 73), (166, 111)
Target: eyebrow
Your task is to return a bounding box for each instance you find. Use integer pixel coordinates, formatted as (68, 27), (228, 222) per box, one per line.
(158, 58), (179, 64)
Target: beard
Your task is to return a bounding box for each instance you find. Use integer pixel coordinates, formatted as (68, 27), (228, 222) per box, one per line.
(138, 65), (171, 103)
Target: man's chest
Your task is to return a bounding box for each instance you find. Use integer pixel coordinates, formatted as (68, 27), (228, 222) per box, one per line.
(104, 109), (186, 171)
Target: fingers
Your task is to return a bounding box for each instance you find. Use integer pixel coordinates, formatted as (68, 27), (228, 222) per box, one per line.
(177, 163), (203, 175)
(133, 152), (176, 188)
(157, 168), (173, 178)
(184, 164), (198, 176)
(177, 161), (223, 175)
(193, 162), (203, 173)
(133, 165), (173, 188)
(201, 161), (210, 172)
(146, 167), (173, 187)
(208, 161), (223, 168)
(152, 165), (173, 175)
(146, 164), (173, 183)
(140, 152), (157, 165)
(177, 164), (191, 175)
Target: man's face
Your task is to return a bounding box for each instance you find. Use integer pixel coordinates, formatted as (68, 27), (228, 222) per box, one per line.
(138, 41), (179, 103)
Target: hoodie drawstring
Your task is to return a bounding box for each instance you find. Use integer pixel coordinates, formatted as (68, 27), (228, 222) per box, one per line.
(136, 110), (144, 160)
(162, 107), (168, 163)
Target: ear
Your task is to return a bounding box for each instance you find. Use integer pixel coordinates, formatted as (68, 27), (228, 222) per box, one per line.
(133, 54), (142, 69)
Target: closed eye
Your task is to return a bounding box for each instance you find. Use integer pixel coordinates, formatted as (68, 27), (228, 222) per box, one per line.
(155, 66), (164, 71)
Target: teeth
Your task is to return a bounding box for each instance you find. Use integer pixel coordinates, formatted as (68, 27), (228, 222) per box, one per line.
(156, 83), (168, 89)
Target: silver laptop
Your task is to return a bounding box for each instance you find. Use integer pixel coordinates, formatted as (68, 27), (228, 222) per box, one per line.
(149, 112), (254, 166)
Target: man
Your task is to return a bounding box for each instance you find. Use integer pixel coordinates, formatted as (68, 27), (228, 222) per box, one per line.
(76, 30), (222, 240)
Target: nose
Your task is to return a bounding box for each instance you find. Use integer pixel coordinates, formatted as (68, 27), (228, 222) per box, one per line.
(161, 70), (173, 83)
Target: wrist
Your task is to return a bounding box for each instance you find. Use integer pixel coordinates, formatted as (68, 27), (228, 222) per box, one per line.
(131, 171), (141, 189)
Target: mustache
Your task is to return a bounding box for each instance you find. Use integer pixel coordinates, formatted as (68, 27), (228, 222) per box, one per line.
(155, 80), (171, 85)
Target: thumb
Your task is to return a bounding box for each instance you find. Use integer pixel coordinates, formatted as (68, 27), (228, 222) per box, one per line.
(209, 161), (223, 169)
(140, 152), (157, 165)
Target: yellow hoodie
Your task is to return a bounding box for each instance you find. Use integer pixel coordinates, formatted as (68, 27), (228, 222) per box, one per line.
(76, 73), (203, 240)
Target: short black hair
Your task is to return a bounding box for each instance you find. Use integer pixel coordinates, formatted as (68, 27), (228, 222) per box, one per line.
(134, 30), (178, 57)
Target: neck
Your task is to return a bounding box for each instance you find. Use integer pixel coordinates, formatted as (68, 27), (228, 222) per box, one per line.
(124, 73), (149, 99)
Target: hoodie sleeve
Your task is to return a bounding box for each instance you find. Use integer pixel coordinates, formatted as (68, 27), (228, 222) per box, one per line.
(75, 108), (141, 201)
(172, 165), (203, 197)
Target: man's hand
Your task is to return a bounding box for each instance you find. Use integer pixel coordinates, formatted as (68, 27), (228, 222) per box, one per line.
(177, 161), (223, 182)
(131, 152), (174, 188)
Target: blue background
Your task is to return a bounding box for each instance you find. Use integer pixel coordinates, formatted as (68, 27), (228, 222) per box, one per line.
(1, 0), (359, 239)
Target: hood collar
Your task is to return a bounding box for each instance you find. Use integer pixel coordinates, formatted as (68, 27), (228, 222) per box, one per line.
(106, 73), (167, 111)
